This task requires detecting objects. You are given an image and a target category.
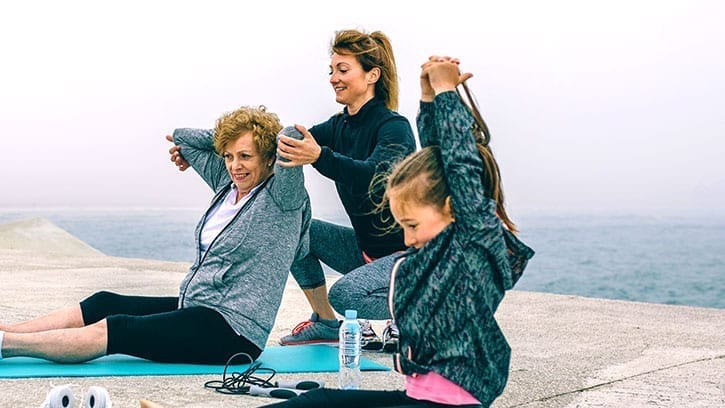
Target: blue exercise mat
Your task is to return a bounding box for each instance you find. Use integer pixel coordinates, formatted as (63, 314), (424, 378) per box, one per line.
(0, 345), (389, 378)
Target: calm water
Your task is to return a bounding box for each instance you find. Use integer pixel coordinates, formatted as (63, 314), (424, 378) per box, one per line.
(1, 209), (723, 309)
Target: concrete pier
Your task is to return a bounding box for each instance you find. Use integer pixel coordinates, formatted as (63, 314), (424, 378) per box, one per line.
(0, 218), (723, 407)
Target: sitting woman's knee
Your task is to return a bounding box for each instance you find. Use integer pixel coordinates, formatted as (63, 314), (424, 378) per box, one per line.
(83, 291), (120, 305)
(328, 279), (354, 315)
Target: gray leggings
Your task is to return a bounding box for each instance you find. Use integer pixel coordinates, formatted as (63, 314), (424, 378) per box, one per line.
(290, 219), (396, 320)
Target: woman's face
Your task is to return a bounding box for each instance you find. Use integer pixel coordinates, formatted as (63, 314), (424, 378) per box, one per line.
(222, 131), (273, 199)
(329, 52), (377, 113)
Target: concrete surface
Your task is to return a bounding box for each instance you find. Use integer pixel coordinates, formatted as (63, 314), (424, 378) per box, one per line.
(0, 218), (723, 407)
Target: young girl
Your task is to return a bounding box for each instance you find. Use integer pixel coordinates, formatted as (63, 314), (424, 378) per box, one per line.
(263, 57), (534, 407)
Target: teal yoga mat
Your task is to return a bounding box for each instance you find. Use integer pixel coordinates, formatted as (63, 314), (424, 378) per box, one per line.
(0, 345), (390, 378)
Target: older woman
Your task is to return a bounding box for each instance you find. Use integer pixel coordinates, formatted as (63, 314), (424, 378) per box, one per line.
(0, 105), (310, 364)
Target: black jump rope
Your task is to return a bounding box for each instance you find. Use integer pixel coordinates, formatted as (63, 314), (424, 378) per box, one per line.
(204, 353), (324, 399)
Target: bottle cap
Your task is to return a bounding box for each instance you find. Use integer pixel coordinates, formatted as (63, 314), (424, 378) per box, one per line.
(344, 310), (357, 320)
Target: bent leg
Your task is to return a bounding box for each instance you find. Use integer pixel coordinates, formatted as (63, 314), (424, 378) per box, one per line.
(290, 219), (365, 320)
(301, 284), (337, 320)
(290, 219), (366, 288)
(329, 253), (398, 320)
(308, 220), (366, 274)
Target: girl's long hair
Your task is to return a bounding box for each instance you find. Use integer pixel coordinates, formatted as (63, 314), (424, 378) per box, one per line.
(381, 81), (517, 233)
(458, 81), (517, 232)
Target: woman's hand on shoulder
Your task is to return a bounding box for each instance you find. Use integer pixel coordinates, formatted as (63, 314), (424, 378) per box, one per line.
(276, 124), (322, 168)
(420, 56), (473, 97)
(166, 134), (190, 171)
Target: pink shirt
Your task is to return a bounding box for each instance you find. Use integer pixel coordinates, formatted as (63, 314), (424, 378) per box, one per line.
(405, 371), (480, 405)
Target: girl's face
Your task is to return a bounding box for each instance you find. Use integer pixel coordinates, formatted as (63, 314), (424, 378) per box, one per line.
(389, 193), (454, 249)
(329, 52), (377, 113)
(222, 131), (273, 200)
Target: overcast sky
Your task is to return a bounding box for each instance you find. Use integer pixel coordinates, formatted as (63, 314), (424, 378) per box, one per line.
(1, 0), (723, 218)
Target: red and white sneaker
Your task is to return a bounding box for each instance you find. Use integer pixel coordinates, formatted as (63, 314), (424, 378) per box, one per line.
(279, 313), (340, 346)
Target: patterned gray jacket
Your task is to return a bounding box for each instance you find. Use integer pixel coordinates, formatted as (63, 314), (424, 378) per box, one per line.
(391, 91), (534, 406)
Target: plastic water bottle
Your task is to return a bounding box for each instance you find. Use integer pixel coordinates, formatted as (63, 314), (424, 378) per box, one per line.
(339, 309), (361, 390)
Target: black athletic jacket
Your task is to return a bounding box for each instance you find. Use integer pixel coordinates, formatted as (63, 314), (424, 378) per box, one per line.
(310, 97), (415, 258)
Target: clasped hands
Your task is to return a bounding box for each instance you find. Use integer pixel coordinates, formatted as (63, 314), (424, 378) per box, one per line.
(420, 56), (473, 102)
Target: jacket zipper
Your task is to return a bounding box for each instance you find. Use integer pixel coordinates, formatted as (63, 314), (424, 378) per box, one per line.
(388, 256), (406, 373)
(387, 257), (406, 321)
(179, 178), (270, 307)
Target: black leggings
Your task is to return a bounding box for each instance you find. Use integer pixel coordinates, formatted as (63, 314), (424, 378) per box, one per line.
(80, 291), (261, 364)
(261, 389), (482, 408)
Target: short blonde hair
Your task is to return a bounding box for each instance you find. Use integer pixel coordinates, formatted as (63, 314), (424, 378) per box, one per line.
(213, 105), (282, 162)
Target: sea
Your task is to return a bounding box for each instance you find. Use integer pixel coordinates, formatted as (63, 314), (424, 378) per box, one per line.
(1, 208), (723, 310)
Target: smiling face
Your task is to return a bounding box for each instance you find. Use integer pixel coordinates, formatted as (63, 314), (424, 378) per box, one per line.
(389, 190), (454, 249)
(329, 52), (379, 114)
(222, 131), (274, 200)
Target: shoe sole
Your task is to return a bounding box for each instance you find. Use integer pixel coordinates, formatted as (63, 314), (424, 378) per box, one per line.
(382, 340), (398, 353)
(361, 339), (383, 351)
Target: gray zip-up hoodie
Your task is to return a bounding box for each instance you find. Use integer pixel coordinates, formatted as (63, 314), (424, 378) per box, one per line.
(172, 128), (311, 350)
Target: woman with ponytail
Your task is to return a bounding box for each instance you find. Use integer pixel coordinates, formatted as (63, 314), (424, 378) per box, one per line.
(276, 29), (415, 348)
(264, 56), (534, 408)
